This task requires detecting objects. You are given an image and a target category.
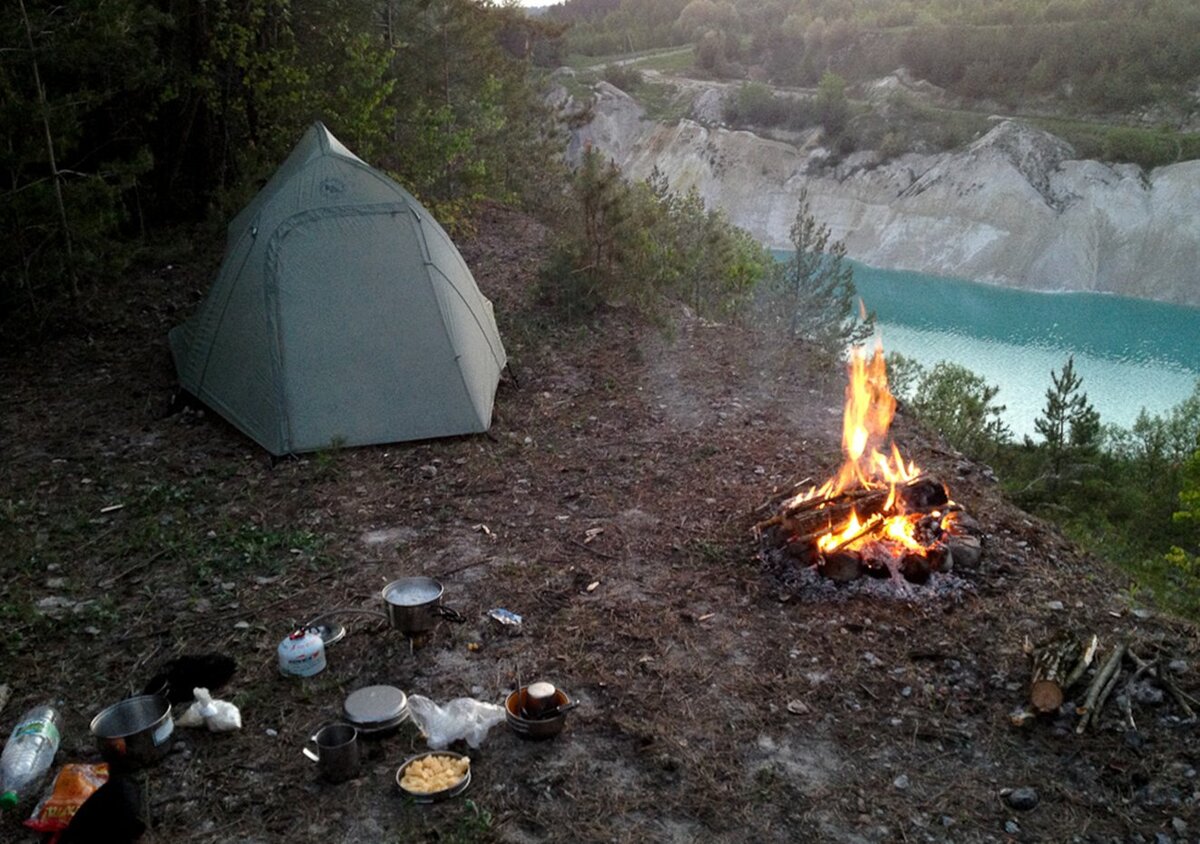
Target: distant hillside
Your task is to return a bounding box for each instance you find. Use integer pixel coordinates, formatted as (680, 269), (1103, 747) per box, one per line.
(552, 0), (1200, 124)
(564, 79), (1200, 306)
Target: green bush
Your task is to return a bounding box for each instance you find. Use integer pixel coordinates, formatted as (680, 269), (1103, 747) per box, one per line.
(724, 83), (817, 131)
(540, 152), (771, 324)
(602, 63), (643, 92)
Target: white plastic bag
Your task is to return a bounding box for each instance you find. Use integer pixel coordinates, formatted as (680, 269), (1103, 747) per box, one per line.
(175, 688), (242, 732)
(406, 696), (505, 749)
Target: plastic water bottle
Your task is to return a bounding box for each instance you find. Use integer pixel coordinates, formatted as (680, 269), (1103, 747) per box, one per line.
(0, 705), (62, 809)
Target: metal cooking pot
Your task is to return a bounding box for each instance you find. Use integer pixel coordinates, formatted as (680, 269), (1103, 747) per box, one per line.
(91, 694), (174, 771)
(381, 576), (463, 635)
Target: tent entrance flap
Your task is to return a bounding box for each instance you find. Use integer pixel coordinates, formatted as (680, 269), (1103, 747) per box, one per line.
(272, 211), (472, 452)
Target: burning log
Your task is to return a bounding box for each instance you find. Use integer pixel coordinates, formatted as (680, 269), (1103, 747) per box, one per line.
(758, 475), (948, 538)
(899, 543), (949, 584)
(757, 343), (974, 590)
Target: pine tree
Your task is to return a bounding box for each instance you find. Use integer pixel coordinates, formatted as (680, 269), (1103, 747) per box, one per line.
(779, 188), (873, 350)
(1035, 355), (1099, 489)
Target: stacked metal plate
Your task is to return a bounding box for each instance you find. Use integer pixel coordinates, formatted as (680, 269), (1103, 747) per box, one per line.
(342, 685), (409, 737)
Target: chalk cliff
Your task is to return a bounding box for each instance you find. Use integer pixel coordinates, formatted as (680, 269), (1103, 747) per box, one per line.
(568, 81), (1200, 306)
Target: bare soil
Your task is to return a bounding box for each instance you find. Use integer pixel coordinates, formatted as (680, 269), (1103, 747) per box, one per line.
(1, 203), (1197, 843)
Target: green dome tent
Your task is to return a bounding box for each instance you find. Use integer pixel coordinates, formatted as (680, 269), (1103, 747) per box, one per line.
(168, 123), (507, 455)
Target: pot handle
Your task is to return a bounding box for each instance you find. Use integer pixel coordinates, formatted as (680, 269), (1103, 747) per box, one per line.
(302, 736), (319, 762)
(437, 605), (466, 623)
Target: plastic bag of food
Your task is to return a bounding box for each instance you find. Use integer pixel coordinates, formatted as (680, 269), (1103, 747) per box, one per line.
(406, 696), (505, 749)
(175, 688), (241, 732)
(23, 763), (108, 833)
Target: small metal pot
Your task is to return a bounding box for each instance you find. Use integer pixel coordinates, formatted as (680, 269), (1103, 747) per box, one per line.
(91, 694), (174, 771)
(505, 687), (575, 741)
(381, 577), (462, 635)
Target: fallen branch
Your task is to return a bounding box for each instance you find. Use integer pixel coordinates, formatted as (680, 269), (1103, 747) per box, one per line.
(1129, 650), (1197, 719)
(1076, 642), (1126, 733)
(1062, 634), (1099, 689)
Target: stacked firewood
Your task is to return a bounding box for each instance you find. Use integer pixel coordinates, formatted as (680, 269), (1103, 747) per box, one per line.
(1014, 634), (1198, 731)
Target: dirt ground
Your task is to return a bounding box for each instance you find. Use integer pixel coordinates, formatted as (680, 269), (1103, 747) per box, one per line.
(1, 203), (1198, 843)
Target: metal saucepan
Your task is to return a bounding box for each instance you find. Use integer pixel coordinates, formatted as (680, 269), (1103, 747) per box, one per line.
(91, 694), (174, 771)
(381, 576), (464, 636)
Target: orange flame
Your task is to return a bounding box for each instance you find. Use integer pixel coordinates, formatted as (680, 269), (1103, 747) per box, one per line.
(786, 340), (934, 558)
(787, 341), (918, 509)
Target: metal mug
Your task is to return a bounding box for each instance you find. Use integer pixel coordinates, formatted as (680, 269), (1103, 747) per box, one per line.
(523, 682), (558, 718)
(302, 723), (360, 782)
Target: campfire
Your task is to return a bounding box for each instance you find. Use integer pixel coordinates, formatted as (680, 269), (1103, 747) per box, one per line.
(757, 342), (979, 587)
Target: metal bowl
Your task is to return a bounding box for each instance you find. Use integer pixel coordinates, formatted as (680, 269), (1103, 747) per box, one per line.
(505, 687), (571, 741)
(91, 694), (174, 771)
(395, 751), (472, 803)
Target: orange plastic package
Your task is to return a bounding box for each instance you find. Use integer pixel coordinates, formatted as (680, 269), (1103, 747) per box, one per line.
(24, 763), (109, 834)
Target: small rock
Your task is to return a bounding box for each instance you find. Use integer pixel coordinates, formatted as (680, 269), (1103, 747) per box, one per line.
(786, 700), (809, 715)
(1154, 833), (1170, 844)
(35, 596), (76, 617)
(1171, 817), (1187, 836)
(1168, 659), (1188, 675)
(901, 686), (913, 698)
(265, 728), (278, 737)
(863, 652), (883, 668)
(234, 621), (250, 630)
(1132, 608), (1153, 620)
(945, 534), (981, 568)
(83, 626), (101, 636)
(941, 816), (954, 828)
(1005, 787), (1039, 811)
(45, 577), (66, 589)
(419, 464), (438, 478)
(1133, 684), (1165, 706)
(1005, 820), (1020, 835)
(1045, 600), (1064, 611)
(893, 774), (910, 790)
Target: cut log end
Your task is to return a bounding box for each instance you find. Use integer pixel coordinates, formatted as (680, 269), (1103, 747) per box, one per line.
(1030, 680), (1064, 713)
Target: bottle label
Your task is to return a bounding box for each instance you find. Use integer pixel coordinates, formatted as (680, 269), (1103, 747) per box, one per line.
(13, 721), (59, 745)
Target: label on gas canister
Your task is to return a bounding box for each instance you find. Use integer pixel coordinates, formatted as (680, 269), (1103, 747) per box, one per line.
(278, 632), (326, 677)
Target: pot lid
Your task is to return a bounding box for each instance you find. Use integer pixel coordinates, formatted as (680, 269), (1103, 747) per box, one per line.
(343, 685), (408, 728)
(384, 578), (441, 607)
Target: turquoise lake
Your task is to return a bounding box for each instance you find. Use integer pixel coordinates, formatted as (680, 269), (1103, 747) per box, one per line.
(833, 261), (1200, 438)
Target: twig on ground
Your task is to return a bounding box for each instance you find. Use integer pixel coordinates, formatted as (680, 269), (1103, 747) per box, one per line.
(568, 538), (619, 560)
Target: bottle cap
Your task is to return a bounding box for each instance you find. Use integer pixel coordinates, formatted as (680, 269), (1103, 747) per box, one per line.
(0, 791), (17, 809)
